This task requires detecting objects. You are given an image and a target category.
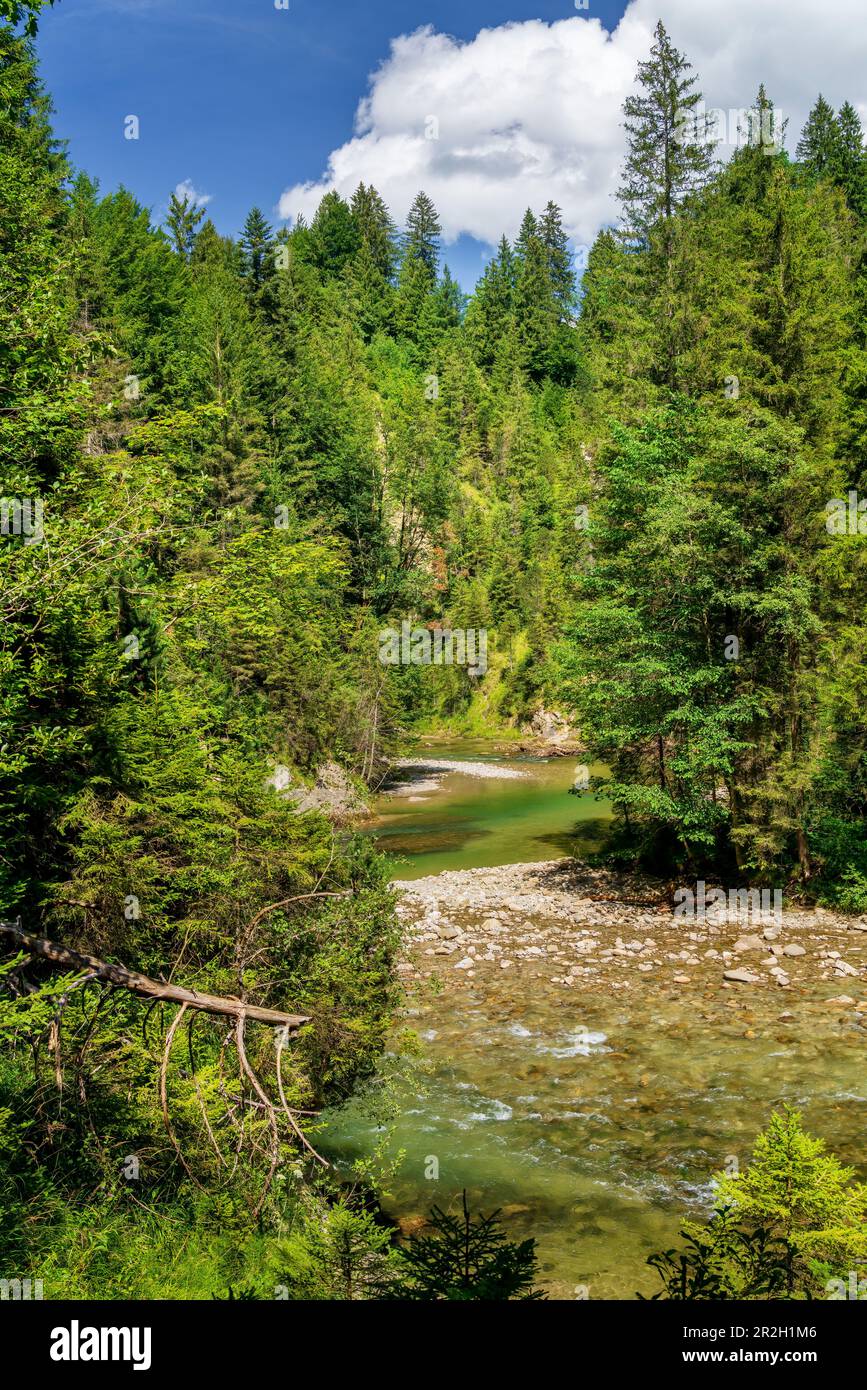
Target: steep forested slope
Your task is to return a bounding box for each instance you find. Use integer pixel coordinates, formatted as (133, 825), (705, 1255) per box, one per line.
(1, 14), (866, 1297)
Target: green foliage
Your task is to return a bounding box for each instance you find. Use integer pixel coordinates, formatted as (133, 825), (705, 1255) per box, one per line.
(643, 1109), (867, 1299)
(618, 19), (715, 244)
(641, 1208), (794, 1300)
(3, 14), (867, 1304)
(561, 55), (867, 885)
(164, 188), (206, 261)
(393, 1191), (545, 1300)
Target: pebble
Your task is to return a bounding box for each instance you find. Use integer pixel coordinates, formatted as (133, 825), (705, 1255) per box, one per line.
(392, 860), (867, 1005)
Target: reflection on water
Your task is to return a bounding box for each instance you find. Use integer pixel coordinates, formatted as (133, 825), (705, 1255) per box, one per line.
(368, 745), (612, 880)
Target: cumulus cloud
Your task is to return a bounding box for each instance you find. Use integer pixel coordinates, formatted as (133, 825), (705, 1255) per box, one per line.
(276, 0), (867, 250)
(174, 178), (212, 208)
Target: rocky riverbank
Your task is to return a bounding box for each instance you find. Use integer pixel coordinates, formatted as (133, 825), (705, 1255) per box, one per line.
(394, 859), (867, 1014)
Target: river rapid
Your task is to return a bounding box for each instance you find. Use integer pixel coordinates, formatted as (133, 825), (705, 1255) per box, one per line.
(322, 747), (867, 1298)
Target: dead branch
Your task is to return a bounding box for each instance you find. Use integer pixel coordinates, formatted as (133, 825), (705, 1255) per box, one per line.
(159, 1002), (202, 1188)
(275, 1025), (328, 1166)
(235, 1014), (280, 1217)
(0, 921), (310, 1030)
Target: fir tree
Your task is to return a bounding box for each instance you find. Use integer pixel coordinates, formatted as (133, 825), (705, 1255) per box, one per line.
(350, 182), (398, 280)
(310, 190), (360, 277)
(538, 200), (576, 318)
(515, 207), (538, 260)
(395, 1192), (545, 1300)
(832, 101), (866, 216)
(239, 206), (274, 289)
(402, 189), (442, 280)
(796, 94), (840, 178)
(165, 187), (206, 260)
(617, 20), (714, 245)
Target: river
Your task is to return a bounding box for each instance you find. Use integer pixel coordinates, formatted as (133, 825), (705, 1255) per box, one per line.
(321, 744), (867, 1299)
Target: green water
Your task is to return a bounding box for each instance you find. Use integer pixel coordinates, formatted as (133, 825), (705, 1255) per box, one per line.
(368, 742), (612, 879)
(323, 743), (867, 1298)
(327, 979), (867, 1298)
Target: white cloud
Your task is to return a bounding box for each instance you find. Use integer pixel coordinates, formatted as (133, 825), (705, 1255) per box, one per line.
(174, 178), (212, 208)
(276, 1), (867, 250)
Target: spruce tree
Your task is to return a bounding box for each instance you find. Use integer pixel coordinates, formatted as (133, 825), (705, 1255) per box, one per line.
(833, 101), (866, 216)
(796, 94), (840, 178)
(240, 206), (274, 288)
(617, 20), (714, 245)
(165, 187), (206, 260)
(464, 236), (515, 367)
(310, 190), (359, 277)
(538, 200), (576, 318)
(402, 190), (442, 280)
(515, 207), (538, 260)
(350, 182), (398, 280)
(395, 192), (443, 347)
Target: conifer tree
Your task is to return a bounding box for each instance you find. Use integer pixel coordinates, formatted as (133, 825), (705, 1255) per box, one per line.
(311, 190), (360, 277)
(464, 236), (515, 367)
(240, 206), (274, 288)
(796, 94), (840, 178)
(395, 192), (443, 347)
(515, 207), (538, 260)
(401, 190), (442, 280)
(165, 187), (206, 260)
(832, 101), (866, 216)
(617, 20), (714, 245)
(538, 200), (577, 322)
(350, 182), (398, 280)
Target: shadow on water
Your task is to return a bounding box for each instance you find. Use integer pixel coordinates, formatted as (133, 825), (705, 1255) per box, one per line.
(366, 751), (612, 880)
(533, 815), (612, 858)
(375, 826), (490, 856)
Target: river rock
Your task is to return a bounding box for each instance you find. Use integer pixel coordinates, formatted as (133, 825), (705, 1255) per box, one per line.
(783, 944), (806, 957)
(724, 968), (761, 984)
(285, 760), (368, 820)
(733, 935), (765, 953)
(524, 708), (576, 745)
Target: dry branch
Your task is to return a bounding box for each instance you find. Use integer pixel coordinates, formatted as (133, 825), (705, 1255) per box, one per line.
(0, 921), (310, 1030)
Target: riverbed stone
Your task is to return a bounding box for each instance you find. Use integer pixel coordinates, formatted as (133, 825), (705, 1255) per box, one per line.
(733, 935), (765, 953)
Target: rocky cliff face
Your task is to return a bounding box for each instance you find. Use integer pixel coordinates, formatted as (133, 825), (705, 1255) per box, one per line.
(524, 708), (578, 746)
(268, 760), (369, 822)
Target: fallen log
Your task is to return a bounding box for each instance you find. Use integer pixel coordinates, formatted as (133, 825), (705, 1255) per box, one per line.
(0, 920), (310, 1030)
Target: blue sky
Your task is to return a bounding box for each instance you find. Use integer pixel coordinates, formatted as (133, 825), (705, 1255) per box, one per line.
(35, 0), (865, 289)
(36, 0), (629, 288)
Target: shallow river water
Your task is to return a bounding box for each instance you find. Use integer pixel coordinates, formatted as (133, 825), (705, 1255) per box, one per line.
(368, 741), (611, 879)
(322, 747), (867, 1299)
